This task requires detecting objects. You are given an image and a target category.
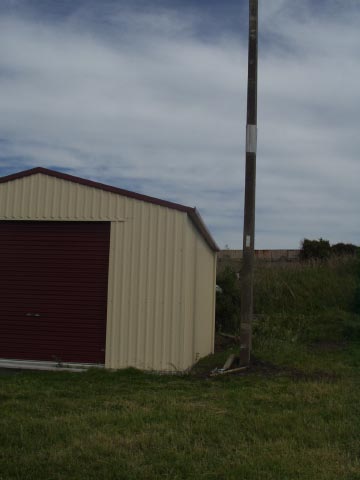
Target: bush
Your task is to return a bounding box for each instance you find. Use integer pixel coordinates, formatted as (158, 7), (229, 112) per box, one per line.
(215, 267), (240, 333)
(300, 238), (331, 261)
(331, 242), (359, 256)
(300, 238), (359, 261)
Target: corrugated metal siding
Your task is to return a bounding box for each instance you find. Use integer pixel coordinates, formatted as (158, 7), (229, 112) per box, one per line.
(0, 221), (110, 363)
(105, 204), (189, 371)
(184, 218), (216, 364)
(0, 173), (216, 371)
(194, 236), (216, 359)
(0, 174), (125, 221)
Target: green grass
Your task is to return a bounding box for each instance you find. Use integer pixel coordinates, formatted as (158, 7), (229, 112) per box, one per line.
(252, 256), (360, 352)
(218, 256), (360, 342)
(1, 256), (360, 479)
(254, 256), (358, 316)
(1, 344), (360, 480)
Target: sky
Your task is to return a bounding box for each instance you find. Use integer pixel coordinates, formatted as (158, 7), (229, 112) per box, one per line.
(0, 0), (359, 249)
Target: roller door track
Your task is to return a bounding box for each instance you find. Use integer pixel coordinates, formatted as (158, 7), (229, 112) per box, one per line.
(0, 221), (110, 364)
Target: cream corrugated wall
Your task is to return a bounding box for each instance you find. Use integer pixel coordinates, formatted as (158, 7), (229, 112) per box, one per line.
(106, 203), (190, 371)
(184, 218), (216, 364)
(0, 173), (216, 371)
(0, 174), (125, 220)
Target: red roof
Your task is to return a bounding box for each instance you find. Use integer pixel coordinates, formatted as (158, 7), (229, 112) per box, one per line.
(0, 167), (219, 251)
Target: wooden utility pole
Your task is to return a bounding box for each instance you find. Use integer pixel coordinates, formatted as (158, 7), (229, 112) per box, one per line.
(239, 0), (258, 366)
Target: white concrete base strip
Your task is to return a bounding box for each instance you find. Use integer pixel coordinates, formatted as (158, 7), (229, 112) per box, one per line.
(0, 358), (104, 373)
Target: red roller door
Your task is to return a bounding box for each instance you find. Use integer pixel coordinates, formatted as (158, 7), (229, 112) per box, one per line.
(0, 221), (110, 364)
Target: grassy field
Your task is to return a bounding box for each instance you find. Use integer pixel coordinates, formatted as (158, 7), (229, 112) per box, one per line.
(1, 256), (359, 480)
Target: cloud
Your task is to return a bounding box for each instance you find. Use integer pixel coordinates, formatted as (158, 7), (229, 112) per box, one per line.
(0, 0), (359, 248)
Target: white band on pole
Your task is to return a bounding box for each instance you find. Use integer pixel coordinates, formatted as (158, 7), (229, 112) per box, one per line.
(246, 124), (257, 154)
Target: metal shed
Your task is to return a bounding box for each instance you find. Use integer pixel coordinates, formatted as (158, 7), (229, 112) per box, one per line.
(0, 167), (219, 372)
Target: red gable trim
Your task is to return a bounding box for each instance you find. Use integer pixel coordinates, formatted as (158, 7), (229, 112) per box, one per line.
(0, 167), (219, 251)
